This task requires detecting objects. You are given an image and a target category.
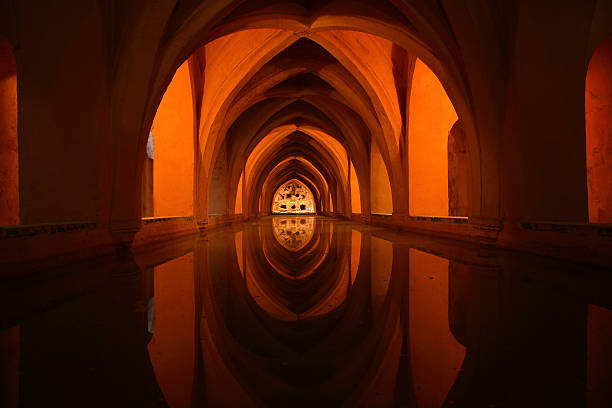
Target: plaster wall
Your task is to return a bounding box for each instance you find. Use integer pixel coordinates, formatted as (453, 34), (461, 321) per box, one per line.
(16, 1), (107, 223)
(316, 30), (402, 149)
(200, 29), (290, 172)
(501, 1), (592, 222)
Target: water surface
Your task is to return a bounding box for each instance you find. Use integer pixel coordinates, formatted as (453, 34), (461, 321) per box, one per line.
(1, 216), (611, 407)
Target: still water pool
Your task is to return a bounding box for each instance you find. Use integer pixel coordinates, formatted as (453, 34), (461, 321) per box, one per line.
(1, 217), (611, 407)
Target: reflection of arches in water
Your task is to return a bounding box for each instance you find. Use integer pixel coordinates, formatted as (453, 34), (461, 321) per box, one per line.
(203, 222), (404, 406)
(234, 218), (362, 324)
(272, 216), (315, 250)
(409, 249), (466, 408)
(147, 253), (196, 408)
(272, 180), (315, 214)
(200, 221), (482, 406)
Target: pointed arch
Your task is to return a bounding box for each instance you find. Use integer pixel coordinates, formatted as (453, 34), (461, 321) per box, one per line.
(0, 34), (18, 225)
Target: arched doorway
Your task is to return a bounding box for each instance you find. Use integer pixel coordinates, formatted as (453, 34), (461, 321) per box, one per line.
(0, 34), (18, 225)
(586, 37), (612, 223)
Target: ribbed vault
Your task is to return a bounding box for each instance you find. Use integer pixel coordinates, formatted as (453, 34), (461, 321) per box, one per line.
(107, 0), (499, 230)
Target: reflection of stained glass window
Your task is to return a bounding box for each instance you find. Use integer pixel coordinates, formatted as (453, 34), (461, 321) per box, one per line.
(272, 180), (315, 213)
(272, 216), (315, 250)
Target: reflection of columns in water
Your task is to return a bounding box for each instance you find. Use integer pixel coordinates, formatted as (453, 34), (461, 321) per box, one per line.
(588, 304), (612, 407)
(17, 260), (163, 408)
(408, 249), (466, 408)
(99, 263), (165, 408)
(445, 261), (502, 406)
(445, 258), (589, 407)
(0, 325), (19, 408)
(148, 253), (196, 408)
(152, 219), (601, 408)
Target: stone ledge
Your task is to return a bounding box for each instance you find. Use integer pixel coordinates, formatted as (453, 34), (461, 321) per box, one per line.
(142, 216), (194, 225)
(0, 228), (116, 277)
(0, 221), (97, 239)
(408, 215), (468, 224)
(520, 221), (612, 237)
(133, 216), (198, 249)
(200, 214), (247, 230)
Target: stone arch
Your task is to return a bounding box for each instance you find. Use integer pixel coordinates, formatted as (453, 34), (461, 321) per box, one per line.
(408, 59), (458, 217)
(108, 1), (492, 233)
(244, 139), (348, 216)
(194, 11), (485, 218)
(200, 35), (399, 217)
(261, 161), (329, 215)
(149, 60), (195, 218)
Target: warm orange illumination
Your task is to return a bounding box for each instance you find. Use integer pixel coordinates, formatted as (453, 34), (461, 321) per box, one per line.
(370, 141), (393, 214)
(148, 254), (196, 408)
(409, 249), (466, 408)
(235, 172), (243, 214)
(0, 35), (18, 225)
(350, 161), (361, 214)
(409, 59), (457, 217)
(235, 231), (244, 276)
(586, 38), (612, 223)
(151, 61), (194, 217)
(370, 237), (393, 315)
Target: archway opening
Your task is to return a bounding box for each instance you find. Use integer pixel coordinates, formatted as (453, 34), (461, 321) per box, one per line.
(0, 35), (18, 225)
(409, 59), (461, 218)
(144, 60), (195, 219)
(272, 180), (316, 214)
(586, 37), (612, 223)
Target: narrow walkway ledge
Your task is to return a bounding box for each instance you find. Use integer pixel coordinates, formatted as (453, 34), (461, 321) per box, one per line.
(499, 221), (612, 266)
(408, 215), (469, 223)
(369, 214), (491, 244)
(133, 216), (198, 249)
(0, 222), (114, 275)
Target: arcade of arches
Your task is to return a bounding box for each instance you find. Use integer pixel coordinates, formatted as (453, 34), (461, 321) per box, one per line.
(1, 2), (612, 407)
(0, 1), (611, 265)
